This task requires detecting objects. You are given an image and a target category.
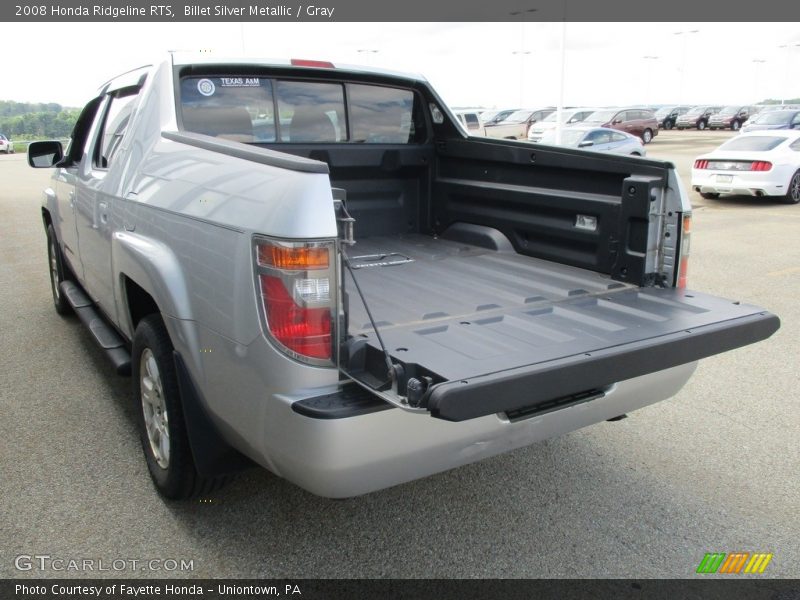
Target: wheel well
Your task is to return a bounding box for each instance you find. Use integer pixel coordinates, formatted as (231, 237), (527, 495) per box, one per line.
(123, 276), (160, 330)
(41, 208), (53, 229)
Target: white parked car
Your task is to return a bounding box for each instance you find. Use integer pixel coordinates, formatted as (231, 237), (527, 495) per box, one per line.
(691, 131), (800, 204)
(527, 108), (602, 142)
(484, 107), (554, 140)
(0, 134), (14, 154)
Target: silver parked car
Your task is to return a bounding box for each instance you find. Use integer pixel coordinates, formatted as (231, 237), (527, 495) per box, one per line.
(539, 125), (646, 156)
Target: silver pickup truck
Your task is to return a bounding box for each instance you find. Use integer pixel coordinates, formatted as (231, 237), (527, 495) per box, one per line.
(29, 54), (779, 500)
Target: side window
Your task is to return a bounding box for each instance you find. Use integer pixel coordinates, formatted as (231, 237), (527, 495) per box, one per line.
(65, 96), (104, 163)
(790, 138), (800, 151)
(94, 90), (140, 169)
(587, 130), (611, 144)
(610, 131), (628, 142)
(791, 113), (800, 126)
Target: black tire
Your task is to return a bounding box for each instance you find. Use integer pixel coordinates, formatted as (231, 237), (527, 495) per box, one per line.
(731, 120), (741, 131)
(641, 129), (653, 144)
(697, 120), (706, 130)
(664, 120), (674, 130)
(46, 224), (73, 316)
(700, 192), (720, 200)
(782, 170), (800, 204)
(132, 314), (226, 500)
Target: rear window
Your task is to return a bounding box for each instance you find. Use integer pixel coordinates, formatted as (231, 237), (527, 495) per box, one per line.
(719, 136), (785, 152)
(179, 75), (425, 144)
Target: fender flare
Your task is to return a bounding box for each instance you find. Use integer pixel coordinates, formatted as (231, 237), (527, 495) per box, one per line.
(111, 231), (193, 338)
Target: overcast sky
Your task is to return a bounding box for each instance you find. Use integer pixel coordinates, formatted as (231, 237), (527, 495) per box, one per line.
(4, 22), (800, 109)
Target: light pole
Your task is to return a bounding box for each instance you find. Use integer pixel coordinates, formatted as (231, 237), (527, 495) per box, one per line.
(356, 49), (379, 66)
(642, 55), (660, 107)
(777, 43), (800, 104)
(509, 8), (537, 106)
(752, 59), (766, 103)
(512, 50), (532, 106)
(674, 29), (699, 105)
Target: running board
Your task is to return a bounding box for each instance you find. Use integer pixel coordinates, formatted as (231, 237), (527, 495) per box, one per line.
(60, 281), (131, 375)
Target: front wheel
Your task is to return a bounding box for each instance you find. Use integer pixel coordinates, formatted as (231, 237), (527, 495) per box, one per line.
(641, 129), (653, 144)
(664, 121), (674, 130)
(731, 120), (741, 131)
(697, 121), (707, 130)
(133, 315), (226, 500)
(783, 170), (800, 204)
(46, 224), (72, 315)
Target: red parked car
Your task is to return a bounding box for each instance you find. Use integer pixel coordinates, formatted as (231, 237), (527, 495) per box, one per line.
(580, 108), (659, 143)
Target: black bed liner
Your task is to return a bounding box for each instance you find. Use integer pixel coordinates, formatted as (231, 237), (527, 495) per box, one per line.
(342, 234), (779, 421)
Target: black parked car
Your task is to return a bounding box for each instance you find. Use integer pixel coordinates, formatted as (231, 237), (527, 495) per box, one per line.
(654, 106), (690, 130)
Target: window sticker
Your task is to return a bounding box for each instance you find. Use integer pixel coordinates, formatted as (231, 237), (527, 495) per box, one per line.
(220, 77), (262, 87)
(197, 79), (216, 97)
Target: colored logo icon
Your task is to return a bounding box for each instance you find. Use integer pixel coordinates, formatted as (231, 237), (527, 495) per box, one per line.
(696, 552), (773, 574)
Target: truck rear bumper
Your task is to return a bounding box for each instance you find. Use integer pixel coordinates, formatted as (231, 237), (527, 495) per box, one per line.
(264, 362), (697, 498)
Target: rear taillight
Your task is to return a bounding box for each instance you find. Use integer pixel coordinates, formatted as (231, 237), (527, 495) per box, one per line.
(694, 159), (709, 169)
(751, 161), (772, 171)
(254, 238), (336, 364)
(677, 214), (692, 289)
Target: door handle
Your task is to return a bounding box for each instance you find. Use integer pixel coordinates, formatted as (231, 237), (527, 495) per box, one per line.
(99, 201), (109, 225)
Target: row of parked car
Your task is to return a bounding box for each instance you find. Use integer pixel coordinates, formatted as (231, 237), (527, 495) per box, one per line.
(453, 104), (800, 148)
(453, 106), (657, 156)
(654, 104), (800, 132)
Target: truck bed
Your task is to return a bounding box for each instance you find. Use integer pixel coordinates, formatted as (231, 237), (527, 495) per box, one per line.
(346, 233), (634, 336)
(343, 234), (779, 421)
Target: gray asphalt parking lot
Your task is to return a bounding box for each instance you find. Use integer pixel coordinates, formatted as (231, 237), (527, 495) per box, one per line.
(1, 130), (798, 579)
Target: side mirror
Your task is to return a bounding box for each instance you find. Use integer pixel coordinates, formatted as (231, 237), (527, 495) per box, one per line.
(578, 140), (594, 147)
(27, 141), (64, 168)
(612, 119), (623, 124)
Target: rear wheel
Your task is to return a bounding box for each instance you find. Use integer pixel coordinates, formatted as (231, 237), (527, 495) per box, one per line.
(731, 120), (741, 131)
(783, 170), (800, 204)
(664, 121), (674, 130)
(642, 129), (653, 144)
(697, 120), (707, 130)
(700, 192), (720, 200)
(133, 314), (226, 500)
(46, 224), (72, 315)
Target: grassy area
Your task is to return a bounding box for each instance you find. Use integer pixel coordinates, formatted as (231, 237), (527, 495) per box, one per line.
(6, 139), (70, 154)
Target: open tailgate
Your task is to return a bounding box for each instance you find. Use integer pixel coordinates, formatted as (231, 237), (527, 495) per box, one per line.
(342, 287), (779, 422)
